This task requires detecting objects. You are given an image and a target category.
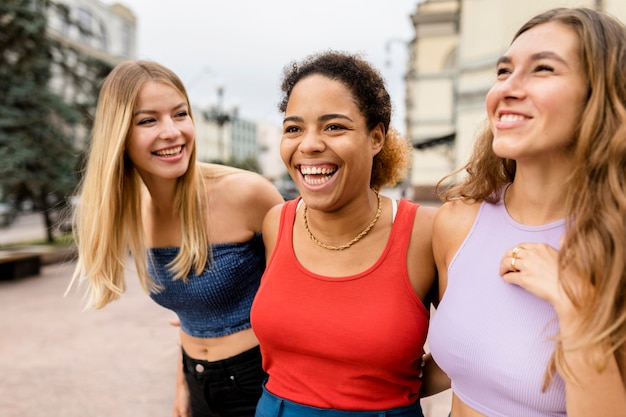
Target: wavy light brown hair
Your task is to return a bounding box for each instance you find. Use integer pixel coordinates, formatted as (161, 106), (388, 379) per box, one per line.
(279, 50), (412, 190)
(70, 60), (218, 309)
(438, 8), (626, 387)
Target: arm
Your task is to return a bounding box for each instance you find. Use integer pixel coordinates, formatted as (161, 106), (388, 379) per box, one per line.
(167, 321), (190, 417)
(500, 243), (626, 416)
(560, 310), (626, 417)
(172, 338), (190, 417)
(261, 203), (283, 262)
(406, 204), (437, 302)
(420, 352), (452, 398)
(232, 170), (284, 261)
(224, 170), (284, 236)
(406, 204), (451, 396)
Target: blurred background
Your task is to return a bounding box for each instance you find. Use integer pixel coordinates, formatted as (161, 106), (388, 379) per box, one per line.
(3, 0), (626, 237)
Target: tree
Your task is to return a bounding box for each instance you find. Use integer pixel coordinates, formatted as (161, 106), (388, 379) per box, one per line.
(0, 0), (110, 242)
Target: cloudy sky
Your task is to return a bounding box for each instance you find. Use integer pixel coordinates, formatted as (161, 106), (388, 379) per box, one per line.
(112, 0), (420, 130)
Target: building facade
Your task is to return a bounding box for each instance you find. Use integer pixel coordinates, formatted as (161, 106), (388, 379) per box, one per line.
(46, 0), (137, 148)
(47, 0), (136, 65)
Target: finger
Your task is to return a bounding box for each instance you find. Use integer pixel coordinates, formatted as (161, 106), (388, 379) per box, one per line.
(499, 255), (520, 276)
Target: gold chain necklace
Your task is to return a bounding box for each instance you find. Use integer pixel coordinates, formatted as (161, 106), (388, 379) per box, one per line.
(302, 190), (382, 251)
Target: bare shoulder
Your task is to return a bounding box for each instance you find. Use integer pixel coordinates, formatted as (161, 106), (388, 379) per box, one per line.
(415, 203), (438, 225)
(408, 203), (437, 243)
(434, 199), (479, 235)
(212, 169), (283, 210)
(263, 201), (285, 225)
(432, 199), (481, 298)
(406, 201), (438, 301)
(432, 199), (481, 262)
(261, 202), (287, 258)
(201, 165), (284, 237)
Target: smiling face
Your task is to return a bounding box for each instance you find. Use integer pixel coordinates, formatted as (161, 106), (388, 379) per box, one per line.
(126, 80), (195, 188)
(280, 74), (384, 209)
(486, 21), (588, 164)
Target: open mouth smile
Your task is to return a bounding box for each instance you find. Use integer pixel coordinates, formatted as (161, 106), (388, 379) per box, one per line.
(299, 165), (338, 186)
(153, 145), (183, 157)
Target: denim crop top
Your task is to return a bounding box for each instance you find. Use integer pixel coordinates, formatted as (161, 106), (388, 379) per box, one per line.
(148, 233), (265, 338)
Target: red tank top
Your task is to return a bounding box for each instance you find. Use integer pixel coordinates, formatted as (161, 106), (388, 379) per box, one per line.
(250, 198), (429, 410)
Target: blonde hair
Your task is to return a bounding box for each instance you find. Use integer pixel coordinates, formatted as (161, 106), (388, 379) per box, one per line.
(438, 8), (626, 387)
(70, 60), (236, 309)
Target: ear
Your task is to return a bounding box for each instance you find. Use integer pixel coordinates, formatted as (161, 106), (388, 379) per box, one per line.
(370, 122), (385, 156)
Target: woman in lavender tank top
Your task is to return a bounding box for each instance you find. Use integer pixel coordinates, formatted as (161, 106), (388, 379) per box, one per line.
(424, 7), (626, 417)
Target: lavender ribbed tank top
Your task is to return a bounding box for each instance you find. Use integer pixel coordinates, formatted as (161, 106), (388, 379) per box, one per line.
(429, 195), (566, 417)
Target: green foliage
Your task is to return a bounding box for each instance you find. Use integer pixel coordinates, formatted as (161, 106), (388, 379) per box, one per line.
(0, 0), (112, 241)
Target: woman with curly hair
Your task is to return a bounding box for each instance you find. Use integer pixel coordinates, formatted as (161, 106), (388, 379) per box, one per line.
(427, 7), (626, 417)
(250, 50), (437, 416)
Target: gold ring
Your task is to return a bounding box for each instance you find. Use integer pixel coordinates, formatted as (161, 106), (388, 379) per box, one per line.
(511, 246), (522, 272)
(511, 256), (518, 272)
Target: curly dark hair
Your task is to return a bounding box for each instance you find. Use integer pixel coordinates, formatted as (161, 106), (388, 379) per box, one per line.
(278, 50), (411, 189)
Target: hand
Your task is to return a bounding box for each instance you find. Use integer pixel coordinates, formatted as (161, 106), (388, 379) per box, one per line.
(172, 377), (191, 417)
(419, 352), (452, 397)
(499, 242), (566, 307)
(418, 353), (428, 379)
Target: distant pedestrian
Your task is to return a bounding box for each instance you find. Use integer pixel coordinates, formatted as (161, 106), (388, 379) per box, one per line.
(427, 7), (626, 416)
(69, 60), (283, 417)
(250, 50), (437, 416)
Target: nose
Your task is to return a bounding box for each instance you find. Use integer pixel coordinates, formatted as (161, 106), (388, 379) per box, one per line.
(493, 71), (527, 101)
(158, 117), (180, 139)
(298, 129), (326, 153)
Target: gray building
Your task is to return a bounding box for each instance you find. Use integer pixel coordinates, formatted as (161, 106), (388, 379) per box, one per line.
(46, 0), (137, 148)
(47, 0), (137, 64)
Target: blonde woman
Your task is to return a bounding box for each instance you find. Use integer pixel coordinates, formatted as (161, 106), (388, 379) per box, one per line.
(427, 8), (626, 417)
(70, 60), (283, 417)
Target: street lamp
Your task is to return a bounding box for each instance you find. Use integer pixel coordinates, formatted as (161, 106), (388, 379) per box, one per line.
(203, 84), (234, 162)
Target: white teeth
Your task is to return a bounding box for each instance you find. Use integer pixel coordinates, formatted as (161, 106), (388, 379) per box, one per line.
(499, 114), (525, 122)
(155, 146), (182, 156)
(303, 175), (331, 186)
(300, 166), (336, 175)
(299, 166), (336, 186)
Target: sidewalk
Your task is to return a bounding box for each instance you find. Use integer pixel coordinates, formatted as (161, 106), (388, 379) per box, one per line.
(0, 261), (180, 417)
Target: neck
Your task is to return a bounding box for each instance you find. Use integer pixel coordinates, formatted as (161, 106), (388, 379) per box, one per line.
(505, 176), (568, 225)
(143, 180), (178, 216)
(302, 189), (382, 251)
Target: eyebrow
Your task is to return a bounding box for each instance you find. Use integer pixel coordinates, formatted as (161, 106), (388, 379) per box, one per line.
(283, 113), (354, 124)
(133, 102), (188, 118)
(497, 51), (569, 67)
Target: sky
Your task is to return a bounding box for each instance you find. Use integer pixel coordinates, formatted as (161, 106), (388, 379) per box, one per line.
(111, 0), (420, 130)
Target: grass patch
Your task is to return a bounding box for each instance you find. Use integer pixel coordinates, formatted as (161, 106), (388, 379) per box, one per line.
(0, 232), (75, 250)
